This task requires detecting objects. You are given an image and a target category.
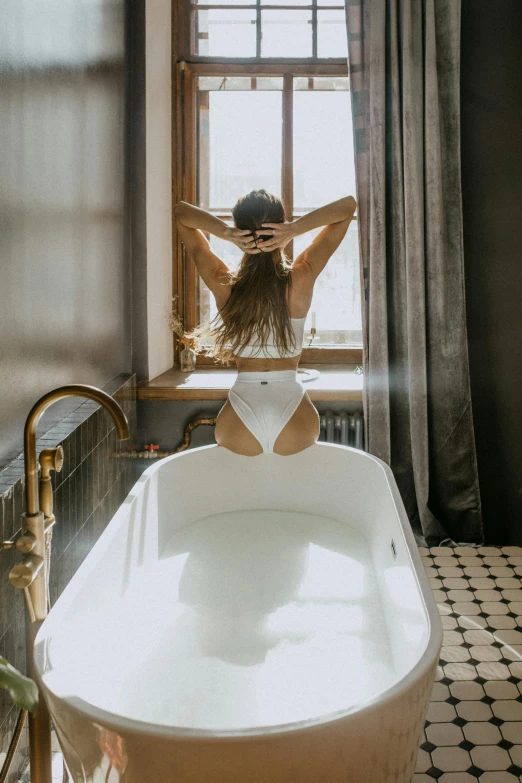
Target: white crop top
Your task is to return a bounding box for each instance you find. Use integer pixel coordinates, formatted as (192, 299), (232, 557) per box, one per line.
(234, 317), (306, 359)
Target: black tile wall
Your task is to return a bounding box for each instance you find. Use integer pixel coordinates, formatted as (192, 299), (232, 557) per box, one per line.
(0, 375), (137, 782)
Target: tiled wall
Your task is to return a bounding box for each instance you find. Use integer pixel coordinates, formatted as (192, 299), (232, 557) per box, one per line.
(0, 375), (137, 782)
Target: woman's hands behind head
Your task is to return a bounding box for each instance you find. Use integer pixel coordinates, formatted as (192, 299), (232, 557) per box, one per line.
(254, 222), (295, 252)
(225, 220), (296, 254)
(225, 226), (261, 254)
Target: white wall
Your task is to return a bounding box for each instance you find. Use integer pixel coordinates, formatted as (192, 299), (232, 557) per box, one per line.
(145, 0), (173, 379)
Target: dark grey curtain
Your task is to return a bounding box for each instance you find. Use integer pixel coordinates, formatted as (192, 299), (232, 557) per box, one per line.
(345, 0), (483, 545)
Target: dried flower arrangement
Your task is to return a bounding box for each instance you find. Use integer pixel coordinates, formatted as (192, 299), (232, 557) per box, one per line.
(169, 298), (197, 351)
(180, 335), (197, 349)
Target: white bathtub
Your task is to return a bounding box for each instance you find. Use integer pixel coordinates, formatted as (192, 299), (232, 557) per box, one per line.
(34, 443), (441, 783)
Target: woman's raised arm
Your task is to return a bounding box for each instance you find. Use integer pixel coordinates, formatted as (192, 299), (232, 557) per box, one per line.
(255, 195), (357, 280)
(174, 202), (259, 254)
(174, 201), (263, 305)
(254, 196), (356, 251)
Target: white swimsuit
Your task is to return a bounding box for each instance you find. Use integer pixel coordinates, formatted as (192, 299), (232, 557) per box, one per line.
(228, 318), (307, 454)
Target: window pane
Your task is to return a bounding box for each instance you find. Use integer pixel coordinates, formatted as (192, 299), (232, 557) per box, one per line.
(294, 76), (349, 91)
(197, 88), (282, 211)
(294, 222), (362, 346)
(195, 0), (253, 4)
(196, 10), (256, 57)
(317, 0), (344, 6)
(198, 76), (284, 91)
(261, 10), (312, 58)
(317, 10), (347, 58)
(293, 86), (355, 209)
(194, 75), (362, 347)
(256, 77), (285, 91)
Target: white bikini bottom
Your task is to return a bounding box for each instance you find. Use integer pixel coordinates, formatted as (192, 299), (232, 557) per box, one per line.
(228, 370), (305, 454)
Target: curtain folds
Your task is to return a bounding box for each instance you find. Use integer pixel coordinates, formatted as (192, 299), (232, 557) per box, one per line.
(345, 0), (483, 545)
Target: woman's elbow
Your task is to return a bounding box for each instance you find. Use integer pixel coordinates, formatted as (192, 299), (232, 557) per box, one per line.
(174, 201), (188, 218)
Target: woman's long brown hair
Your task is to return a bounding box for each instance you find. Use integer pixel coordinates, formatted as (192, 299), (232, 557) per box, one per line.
(190, 190), (296, 364)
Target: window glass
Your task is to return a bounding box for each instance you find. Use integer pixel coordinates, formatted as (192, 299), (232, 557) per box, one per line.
(294, 76), (349, 91)
(192, 3), (348, 60)
(195, 10), (257, 58)
(317, 10), (348, 58)
(190, 11), (362, 350)
(198, 76), (284, 91)
(261, 10), (313, 58)
(200, 90), (282, 210)
(294, 222), (362, 346)
(293, 84), (355, 209)
(260, 0), (308, 4)
(292, 80), (361, 346)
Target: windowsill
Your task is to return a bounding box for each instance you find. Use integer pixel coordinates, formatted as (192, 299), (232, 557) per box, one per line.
(137, 364), (363, 402)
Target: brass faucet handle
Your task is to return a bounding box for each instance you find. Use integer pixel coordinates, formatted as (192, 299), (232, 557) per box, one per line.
(16, 531), (37, 554)
(9, 554), (44, 589)
(39, 445), (64, 476)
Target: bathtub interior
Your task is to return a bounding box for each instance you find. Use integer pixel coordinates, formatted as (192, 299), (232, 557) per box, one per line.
(35, 443), (437, 733)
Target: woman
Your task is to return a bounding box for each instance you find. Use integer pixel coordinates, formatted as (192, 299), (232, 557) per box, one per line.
(174, 190), (357, 457)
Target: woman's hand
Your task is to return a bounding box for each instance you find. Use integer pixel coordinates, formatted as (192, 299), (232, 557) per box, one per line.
(254, 221), (296, 251)
(225, 227), (260, 254)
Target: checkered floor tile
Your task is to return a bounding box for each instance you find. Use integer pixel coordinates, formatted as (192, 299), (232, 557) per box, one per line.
(415, 545), (522, 782)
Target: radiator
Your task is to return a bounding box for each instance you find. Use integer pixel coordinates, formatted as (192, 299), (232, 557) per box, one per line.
(319, 410), (364, 450)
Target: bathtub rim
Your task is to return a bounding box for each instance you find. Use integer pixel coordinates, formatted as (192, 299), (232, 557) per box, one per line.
(34, 442), (442, 740)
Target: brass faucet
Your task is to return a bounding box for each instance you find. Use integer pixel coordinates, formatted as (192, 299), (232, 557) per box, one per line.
(8, 384), (130, 783)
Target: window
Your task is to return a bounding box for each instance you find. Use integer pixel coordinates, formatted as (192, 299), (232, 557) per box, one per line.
(190, 0), (347, 59)
(174, 1), (362, 365)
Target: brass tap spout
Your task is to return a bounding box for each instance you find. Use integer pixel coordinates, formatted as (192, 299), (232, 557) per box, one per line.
(11, 384), (130, 620)
(24, 385), (129, 517)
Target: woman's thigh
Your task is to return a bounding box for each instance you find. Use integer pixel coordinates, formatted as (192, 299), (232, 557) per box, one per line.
(273, 393), (319, 456)
(215, 399), (263, 456)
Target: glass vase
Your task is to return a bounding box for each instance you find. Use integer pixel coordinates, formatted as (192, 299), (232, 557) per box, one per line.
(180, 346), (196, 372)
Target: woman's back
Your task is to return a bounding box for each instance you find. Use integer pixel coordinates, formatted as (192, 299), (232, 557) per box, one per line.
(173, 190), (356, 454)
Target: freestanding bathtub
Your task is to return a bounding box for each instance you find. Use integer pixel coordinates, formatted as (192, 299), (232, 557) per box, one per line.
(34, 443), (442, 783)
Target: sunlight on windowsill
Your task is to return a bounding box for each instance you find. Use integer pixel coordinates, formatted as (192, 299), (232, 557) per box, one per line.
(138, 364), (363, 402)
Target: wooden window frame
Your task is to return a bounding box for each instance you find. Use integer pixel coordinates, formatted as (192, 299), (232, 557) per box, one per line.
(172, 1), (363, 367)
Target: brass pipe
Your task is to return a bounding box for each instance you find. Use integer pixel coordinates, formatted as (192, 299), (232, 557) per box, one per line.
(26, 620), (52, 783)
(17, 386), (129, 621)
(12, 385), (130, 783)
(24, 587), (37, 624)
(172, 418), (217, 454)
(24, 385), (129, 517)
(173, 417), (216, 453)
(114, 417), (217, 458)
(0, 709), (28, 783)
